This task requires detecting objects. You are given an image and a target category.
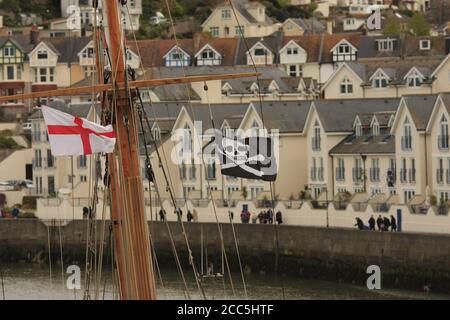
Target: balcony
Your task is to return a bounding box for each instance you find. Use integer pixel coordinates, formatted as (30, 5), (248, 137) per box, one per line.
(311, 137), (321, 151)
(335, 167), (345, 181)
(401, 136), (412, 151)
(352, 168), (363, 183)
(438, 135), (450, 150)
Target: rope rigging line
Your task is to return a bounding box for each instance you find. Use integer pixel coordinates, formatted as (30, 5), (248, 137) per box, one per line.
(162, 0), (247, 298)
(124, 2), (208, 300)
(227, 0), (286, 300)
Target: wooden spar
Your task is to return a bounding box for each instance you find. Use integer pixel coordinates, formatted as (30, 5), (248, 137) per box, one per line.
(94, 26), (129, 300)
(105, 0), (156, 300)
(0, 72), (260, 103)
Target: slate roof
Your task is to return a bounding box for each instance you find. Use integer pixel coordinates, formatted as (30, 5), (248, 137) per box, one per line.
(29, 102), (92, 120)
(289, 18), (326, 35)
(330, 128), (395, 155)
(401, 94), (439, 131)
(313, 98), (400, 133)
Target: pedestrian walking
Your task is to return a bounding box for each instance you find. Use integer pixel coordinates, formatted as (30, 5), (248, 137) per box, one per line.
(383, 216), (391, 231)
(390, 215), (397, 232)
(159, 208), (166, 221)
(376, 215), (383, 231)
(187, 210), (193, 222)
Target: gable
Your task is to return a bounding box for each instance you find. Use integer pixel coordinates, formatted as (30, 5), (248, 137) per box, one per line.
(194, 44), (221, 59)
(163, 45), (191, 59)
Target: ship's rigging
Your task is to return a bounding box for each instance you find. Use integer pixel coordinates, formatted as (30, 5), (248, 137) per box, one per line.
(0, 0), (287, 300)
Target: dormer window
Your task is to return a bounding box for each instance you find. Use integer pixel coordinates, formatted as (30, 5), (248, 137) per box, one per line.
(377, 39), (394, 52)
(406, 69), (424, 88)
(372, 70), (389, 88)
(254, 48), (266, 56)
(82, 47), (94, 59)
(338, 43), (350, 54)
(355, 123), (363, 137)
(202, 49), (214, 59)
(37, 50), (48, 60)
(373, 122), (380, 136)
(420, 39), (430, 50)
(4, 47), (15, 57)
(287, 46), (298, 55)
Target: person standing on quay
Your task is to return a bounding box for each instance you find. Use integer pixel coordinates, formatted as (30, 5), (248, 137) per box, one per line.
(187, 210), (193, 222)
(192, 209), (198, 222)
(276, 211), (283, 225)
(376, 215), (384, 231)
(369, 215), (376, 231)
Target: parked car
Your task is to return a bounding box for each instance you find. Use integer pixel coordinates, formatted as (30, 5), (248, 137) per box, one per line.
(0, 181), (14, 191)
(24, 180), (34, 189)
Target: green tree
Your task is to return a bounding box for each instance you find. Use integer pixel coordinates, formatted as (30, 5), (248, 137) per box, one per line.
(408, 13), (430, 36)
(383, 17), (401, 36)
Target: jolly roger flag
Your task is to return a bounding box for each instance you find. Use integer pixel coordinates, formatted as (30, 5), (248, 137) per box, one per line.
(215, 134), (278, 182)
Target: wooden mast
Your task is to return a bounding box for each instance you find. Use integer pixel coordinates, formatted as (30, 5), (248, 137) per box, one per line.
(104, 0), (156, 299)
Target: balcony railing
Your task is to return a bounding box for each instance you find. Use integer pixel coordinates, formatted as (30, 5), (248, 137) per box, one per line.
(401, 136), (412, 151)
(311, 137), (321, 151)
(438, 135), (450, 150)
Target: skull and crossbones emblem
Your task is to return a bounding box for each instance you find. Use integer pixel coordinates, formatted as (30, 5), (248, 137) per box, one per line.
(218, 137), (266, 177)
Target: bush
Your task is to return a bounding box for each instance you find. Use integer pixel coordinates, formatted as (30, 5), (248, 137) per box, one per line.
(18, 212), (36, 219)
(22, 196), (38, 210)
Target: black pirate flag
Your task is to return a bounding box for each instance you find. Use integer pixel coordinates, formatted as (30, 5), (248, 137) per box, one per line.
(215, 134), (277, 181)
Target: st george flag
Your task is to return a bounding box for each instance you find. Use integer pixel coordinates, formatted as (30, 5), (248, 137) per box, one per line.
(41, 105), (116, 156)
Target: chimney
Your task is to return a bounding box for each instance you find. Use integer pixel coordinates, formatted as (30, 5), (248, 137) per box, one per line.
(327, 19), (333, 35)
(30, 24), (39, 46)
(193, 32), (203, 52)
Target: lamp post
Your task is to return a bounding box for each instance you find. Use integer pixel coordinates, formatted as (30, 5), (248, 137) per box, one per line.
(325, 187), (329, 228)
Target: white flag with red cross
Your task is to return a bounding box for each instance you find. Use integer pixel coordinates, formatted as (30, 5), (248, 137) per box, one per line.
(41, 105), (116, 156)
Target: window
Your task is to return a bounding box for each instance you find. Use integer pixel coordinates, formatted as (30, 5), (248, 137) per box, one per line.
(180, 161), (187, 180)
(437, 158), (444, 184)
(372, 71), (389, 88)
(409, 159), (416, 183)
(406, 69), (423, 88)
(336, 158), (345, 181)
(4, 47), (15, 57)
(201, 49), (214, 59)
(82, 47), (94, 58)
(254, 48), (266, 56)
(183, 124), (192, 153)
(207, 160), (216, 180)
(312, 121), (321, 151)
(287, 46), (298, 55)
(235, 26), (245, 36)
(47, 149), (54, 168)
(189, 159), (196, 180)
(80, 175), (87, 182)
(34, 149), (42, 168)
(353, 158), (363, 182)
(356, 123), (363, 137)
(6, 66), (14, 80)
(377, 39), (394, 51)
(402, 118), (412, 150)
(420, 39), (430, 50)
(440, 116), (449, 149)
(210, 27), (219, 37)
(224, 27), (230, 36)
(373, 122), (380, 136)
(289, 65), (297, 77)
(37, 50), (48, 59)
(338, 43), (350, 54)
(370, 158), (380, 182)
(35, 68), (55, 83)
(340, 77), (353, 94)
(77, 155), (87, 168)
(222, 9), (231, 20)
(48, 176), (55, 195)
